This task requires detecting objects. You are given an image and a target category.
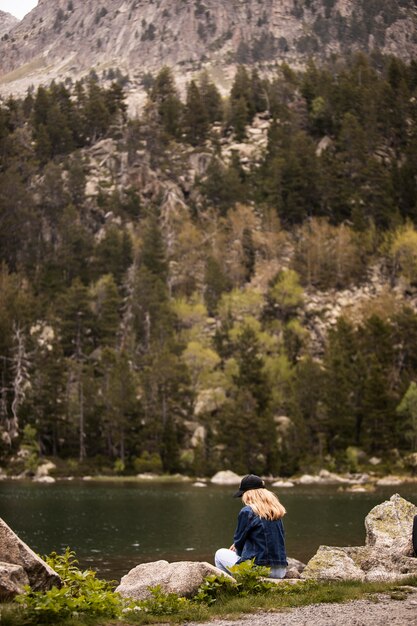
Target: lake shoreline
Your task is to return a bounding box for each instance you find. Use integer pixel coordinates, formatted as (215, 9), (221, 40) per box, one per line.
(2, 470), (417, 488)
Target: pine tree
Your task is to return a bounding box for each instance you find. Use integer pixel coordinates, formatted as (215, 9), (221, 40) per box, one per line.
(94, 225), (133, 285)
(322, 318), (361, 451)
(199, 71), (223, 123)
(242, 227), (256, 282)
(141, 215), (168, 282)
(183, 80), (209, 146)
(91, 274), (121, 347)
(204, 256), (232, 315)
(57, 279), (94, 357)
(150, 67), (183, 139)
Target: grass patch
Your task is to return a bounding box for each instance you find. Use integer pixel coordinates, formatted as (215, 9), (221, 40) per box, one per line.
(2, 577), (417, 626)
(4, 552), (417, 626)
(0, 57), (47, 84)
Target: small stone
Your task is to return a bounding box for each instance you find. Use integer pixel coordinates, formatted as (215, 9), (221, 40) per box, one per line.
(369, 456), (382, 465)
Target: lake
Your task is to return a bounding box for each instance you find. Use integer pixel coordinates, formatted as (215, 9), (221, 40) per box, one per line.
(0, 480), (415, 580)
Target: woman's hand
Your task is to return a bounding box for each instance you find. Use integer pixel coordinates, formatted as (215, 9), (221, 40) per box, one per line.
(229, 544), (236, 552)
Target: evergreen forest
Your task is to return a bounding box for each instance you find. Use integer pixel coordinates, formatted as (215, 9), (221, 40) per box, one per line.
(1, 52), (417, 478)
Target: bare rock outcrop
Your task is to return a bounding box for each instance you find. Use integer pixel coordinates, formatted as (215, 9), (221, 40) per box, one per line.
(116, 560), (234, 600)
(0, 10), (18, 39)
(0, 517), (61, 592)
(302, 494), (417, 582)
(1, 1), (416, 96)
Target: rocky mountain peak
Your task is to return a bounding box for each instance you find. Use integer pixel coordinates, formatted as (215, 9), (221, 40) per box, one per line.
(0, 10), (19, 39)
(0, 0), (416, 96)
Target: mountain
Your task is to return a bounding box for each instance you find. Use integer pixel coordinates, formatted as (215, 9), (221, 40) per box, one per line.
(0, 10), (18, 39)
(0, 0), (416, 94)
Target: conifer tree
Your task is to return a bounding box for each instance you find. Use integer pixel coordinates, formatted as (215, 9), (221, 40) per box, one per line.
(199, 71), (223, 123)
(183, 80), (209, 146)
(150, 67), (182, 139)
(204, 256), (231, 315)
(322, 318), (361, 451)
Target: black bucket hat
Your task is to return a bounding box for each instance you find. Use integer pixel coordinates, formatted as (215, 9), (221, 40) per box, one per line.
(233, 474), (265, 498)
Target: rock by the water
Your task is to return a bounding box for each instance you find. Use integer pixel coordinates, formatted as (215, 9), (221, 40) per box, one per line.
(302, 495), (417, 582)
(285, 557), (306, 579)
(302, 546), (365, 581)
(35, 461), (56, 479)
(365, 493), (417, 554)
(116, 560), (234, 600)
(345, 484), (370, 493)
(0, 517), (61, 591)
(318, 470), (351, 484)
(272, 480), (295, 488)
(297, 474), (320, 485)
(375, 476), (404, 487)
(210, 471), (241, 485)
(33, 475), (56, 484)
(0, 562), (29, 600)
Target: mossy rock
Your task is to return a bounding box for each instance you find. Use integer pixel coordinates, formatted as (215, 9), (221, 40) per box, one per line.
(365, 493), (417, 553)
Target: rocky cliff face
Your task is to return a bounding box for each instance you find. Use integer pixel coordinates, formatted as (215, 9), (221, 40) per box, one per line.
(0, 10), (19, 39)
(1, 0), (416, 93)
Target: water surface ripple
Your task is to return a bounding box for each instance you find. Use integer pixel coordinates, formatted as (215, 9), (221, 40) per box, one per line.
(0, 481), (415, 580)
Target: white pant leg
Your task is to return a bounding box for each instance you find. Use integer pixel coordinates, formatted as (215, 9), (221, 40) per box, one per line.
(269, 566), (287, 579)
(214, 548), (239, 574)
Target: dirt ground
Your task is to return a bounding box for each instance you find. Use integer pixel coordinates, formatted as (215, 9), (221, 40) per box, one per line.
(187, 590), (417, 625)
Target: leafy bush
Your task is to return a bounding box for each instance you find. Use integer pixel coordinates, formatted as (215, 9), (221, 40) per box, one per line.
(195, 560), (274, 605)
(16, 549), (123, 623)
(133, 451), (163, 474)
(194, 573), (236, 605)
(229, 560), (275, 596)
(125, 585), (192, 616)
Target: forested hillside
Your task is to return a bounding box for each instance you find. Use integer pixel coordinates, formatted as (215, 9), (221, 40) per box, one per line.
(1, 52), (417, 477)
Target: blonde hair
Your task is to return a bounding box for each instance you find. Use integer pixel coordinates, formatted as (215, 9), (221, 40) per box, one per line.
(242, 488), (286, 521)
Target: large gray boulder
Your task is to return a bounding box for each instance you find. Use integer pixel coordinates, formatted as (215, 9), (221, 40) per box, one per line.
(116, 560), (234, 600)
(0, 517), (61, 591)
(0, 563), (29, 600)
(302, 544), (417, 582)
(365, 493), (417, 556)
(302, 495), (417, 583)
(302, 546), (365, 581)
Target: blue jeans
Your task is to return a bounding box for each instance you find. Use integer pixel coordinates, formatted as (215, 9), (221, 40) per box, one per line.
(214, 548), (287, 579)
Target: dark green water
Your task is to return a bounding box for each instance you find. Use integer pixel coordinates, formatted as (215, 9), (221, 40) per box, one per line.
(0, 480), (416, 580)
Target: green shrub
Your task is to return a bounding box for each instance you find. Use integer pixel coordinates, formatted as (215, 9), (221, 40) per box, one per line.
(126, 585), (192, 615)
(195, 560), (274, 605)
(133, 451), (163, 474)
(229, 560), (275, 596)
(194, 573), (236, 605)
(16, 549), (123, 623)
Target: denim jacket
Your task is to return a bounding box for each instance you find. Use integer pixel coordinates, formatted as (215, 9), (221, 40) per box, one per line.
(233, 505), (288, 567)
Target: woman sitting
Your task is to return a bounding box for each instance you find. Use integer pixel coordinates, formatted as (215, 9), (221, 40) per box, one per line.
(215, 474), (288, 579)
